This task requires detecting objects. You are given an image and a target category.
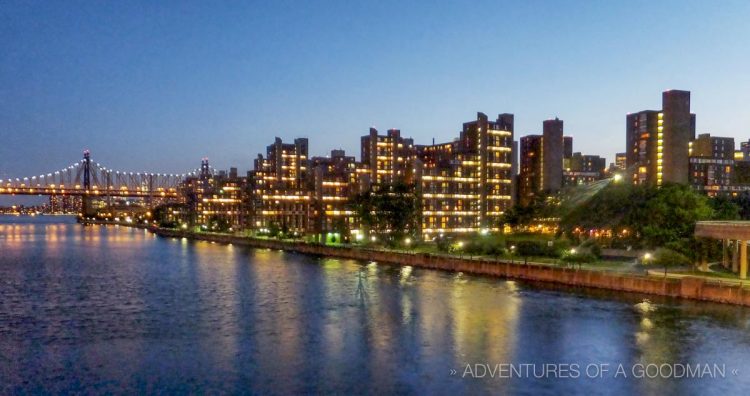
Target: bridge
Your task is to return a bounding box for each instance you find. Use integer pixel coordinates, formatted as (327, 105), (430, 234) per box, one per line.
(0, 151), (208, 204)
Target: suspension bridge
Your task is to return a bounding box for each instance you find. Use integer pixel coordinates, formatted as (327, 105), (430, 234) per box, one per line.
(0, 150), (207, 202)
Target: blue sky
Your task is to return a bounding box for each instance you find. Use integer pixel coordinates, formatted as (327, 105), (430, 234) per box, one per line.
(1, 0), (750, 186)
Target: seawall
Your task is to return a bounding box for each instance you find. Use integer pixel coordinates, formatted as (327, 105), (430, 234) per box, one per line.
(147, 227), (750, 307)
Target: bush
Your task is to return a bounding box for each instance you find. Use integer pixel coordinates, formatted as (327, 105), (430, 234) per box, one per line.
(464, 235), (505, 256)
(560, 251), (597, 264)
(511, 239), (566, 258)
(652, 248), (690, 268)
(435, 236), (452, 252)
(580, 239), (602, 258)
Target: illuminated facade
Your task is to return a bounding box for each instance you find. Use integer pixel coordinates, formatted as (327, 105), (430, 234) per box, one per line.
(615, 152), (627, 171)
(690, 133), (735, 196)
(251, 137), (312, 233)
(416, 112), (514, 237)
(180, 158), (214, 227)
(202, 168), (246, 231)
(738, 140), (750, 162)
(519, 134), (543, 206)
(563, 152), (606, 187)
(48, 195), (82, 214)
(310, 149), (370, 236)
(626, 90), (695, 187)
(180, 160), (246, 231)
(361, 128), (416, 186)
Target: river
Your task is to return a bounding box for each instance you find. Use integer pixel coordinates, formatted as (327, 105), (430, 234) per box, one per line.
(1, 216), (749, 394)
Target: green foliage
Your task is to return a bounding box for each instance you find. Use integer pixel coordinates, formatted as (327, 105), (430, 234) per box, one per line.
(509, 238), (569, 258)
(710, 195), (741, 220)
(350, 182), (420, 246)
(729, 191), (750, 220)
(435, 235), (452, 252)
(500, 194), (561, 228)
(579, 239), (602, 258)
(151, 203), (187, 228)
(561, 183), (716, 257)
(652, 248), (690, 268)
(207, 215), (231, 233)
(267, 222), (281, 238)
(560, 250), (596, 264)
(463, 234), (506, 256)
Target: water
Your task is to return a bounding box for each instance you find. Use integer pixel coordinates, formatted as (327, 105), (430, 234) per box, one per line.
(2, 216), (750, 395)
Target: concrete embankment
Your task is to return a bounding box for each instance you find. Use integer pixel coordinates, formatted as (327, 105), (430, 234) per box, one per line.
(141, 227), (750, 307)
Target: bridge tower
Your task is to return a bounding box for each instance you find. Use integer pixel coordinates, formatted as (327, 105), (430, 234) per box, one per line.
(83, 150), (91, 190)
(81, 150), (95, 218)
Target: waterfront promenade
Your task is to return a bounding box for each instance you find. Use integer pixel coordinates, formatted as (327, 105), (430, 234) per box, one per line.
(87, 220), (750, 307)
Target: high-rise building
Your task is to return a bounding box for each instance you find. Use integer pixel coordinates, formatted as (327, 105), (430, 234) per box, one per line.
(690, 133), (735, 196)
(250, 137), (312, 233)
(180, 158), (215, 227)
(48, 195), (82, 214)
(518, 118), (565, 205)
(200, 170), (246, 231)
(519, 134), (543, 206)
(361, 128), (415, 186)
(416, 112), (514, 236)
(563, 152), (607, 187)
(309, 149), (369, 237)
(736, 140), (750, 162)
(615, 152), (627, 171)
(511, 139), (519, 205)
(563, 136), (573, 159)
(626, 90), (695, 186)
(542, 118), (564, 192)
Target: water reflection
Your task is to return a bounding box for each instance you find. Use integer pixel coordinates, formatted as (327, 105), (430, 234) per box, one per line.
(2, 216), (750, 394)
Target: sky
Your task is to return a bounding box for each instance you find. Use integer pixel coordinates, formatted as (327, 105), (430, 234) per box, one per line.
(2, 0), (750, 191)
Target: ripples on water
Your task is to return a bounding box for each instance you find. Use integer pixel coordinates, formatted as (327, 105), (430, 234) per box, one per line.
(1, 216), (750, 394)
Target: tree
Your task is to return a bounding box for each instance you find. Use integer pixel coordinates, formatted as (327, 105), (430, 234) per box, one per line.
(637, 184), (713, 255)
(710, 195), (741, 220)
(652, 247), (690, 276)
(350, 190), (376, 236)
(500, 194), (561, 230)
(207, 215), (230, 233)
(350, 182), (420, 246)
(561, 183), (716, 257)
(151, 203), (187, 228)
(730, 191), (750, 220)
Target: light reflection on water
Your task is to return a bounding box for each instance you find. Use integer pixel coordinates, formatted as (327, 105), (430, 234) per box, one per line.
(1, 216), (750, 394)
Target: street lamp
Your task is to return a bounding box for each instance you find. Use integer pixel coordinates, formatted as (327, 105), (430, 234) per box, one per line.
(404, 237), (412, 247)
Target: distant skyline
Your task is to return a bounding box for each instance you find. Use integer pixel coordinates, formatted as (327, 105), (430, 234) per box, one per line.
(2, 0), (750, 184)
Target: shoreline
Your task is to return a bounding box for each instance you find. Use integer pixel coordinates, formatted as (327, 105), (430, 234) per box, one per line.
(84, 220), (750, 307)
